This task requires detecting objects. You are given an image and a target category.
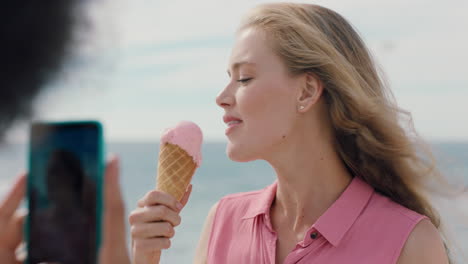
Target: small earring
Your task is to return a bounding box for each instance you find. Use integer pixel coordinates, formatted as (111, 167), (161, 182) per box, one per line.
(299, 105), (305, 110)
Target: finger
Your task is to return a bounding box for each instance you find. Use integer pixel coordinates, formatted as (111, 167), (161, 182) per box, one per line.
(0, 173), (26, 221)
(137, 190), (182, 212)
(104, 156), (125, 214)
(103, 156), (126, 237)
(6, 209), (27, 250)
(0, 251), (21, 264)
(179, 184), (193, 209)
(129, 205), (181, 227)
(100, 155), (130, 263)
(131, 222), (175, 239)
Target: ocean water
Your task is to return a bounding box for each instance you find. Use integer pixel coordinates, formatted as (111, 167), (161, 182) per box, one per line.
(0, 142), (467, 263)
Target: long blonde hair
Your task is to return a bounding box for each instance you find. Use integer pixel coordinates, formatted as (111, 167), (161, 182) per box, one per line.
(239, 3), (461, 262)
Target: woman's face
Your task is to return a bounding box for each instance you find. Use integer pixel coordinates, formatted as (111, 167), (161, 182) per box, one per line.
(216, 28), (302, 162)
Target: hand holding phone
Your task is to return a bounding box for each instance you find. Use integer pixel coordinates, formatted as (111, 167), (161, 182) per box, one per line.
(0, 134), (130, 264)
(0, 173), (26, 264)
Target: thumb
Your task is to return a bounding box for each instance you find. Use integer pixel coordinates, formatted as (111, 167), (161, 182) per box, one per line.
(8, 209), (26, 250)
(99, 156), (130, 264)
(104, 156), (125, 217)
(179, 184), (193, 210)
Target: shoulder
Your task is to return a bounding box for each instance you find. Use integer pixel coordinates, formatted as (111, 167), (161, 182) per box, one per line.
(396, 219), (449, 264)
(367, 192), (448, 263)
(365, 191), (426, 224)
(345, 191), (448, 263)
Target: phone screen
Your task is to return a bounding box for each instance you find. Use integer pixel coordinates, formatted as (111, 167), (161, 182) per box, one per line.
(27, 122), (103, 264)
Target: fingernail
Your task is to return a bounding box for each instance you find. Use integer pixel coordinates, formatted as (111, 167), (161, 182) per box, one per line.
(13, 172), (27, 187)
(108, 153), (116, 159)
(107, 154), (119, 164)
(176, 202), (183, 210)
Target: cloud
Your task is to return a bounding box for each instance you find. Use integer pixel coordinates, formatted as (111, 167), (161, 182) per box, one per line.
(116, 46), (231, 93)
(7, 0), (465, 142)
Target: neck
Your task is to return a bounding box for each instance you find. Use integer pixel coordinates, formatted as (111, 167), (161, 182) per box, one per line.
(265, 123), (352, 233)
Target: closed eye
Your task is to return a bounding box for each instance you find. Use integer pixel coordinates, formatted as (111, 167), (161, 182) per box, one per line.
(237, 78), (253, 84)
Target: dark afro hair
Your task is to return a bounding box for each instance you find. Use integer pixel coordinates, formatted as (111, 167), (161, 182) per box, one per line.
(0, 0), (83, 139)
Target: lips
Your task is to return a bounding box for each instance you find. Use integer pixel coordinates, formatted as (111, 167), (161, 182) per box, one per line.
(226, 120), (242, 126)
(223, 115), (243, 125)
(223, 115), (243, 135)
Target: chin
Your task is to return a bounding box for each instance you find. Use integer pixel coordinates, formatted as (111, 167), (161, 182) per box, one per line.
(226, 142), (256, 162)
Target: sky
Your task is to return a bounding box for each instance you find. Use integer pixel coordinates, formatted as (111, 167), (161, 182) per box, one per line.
(6, 0), (468, 142)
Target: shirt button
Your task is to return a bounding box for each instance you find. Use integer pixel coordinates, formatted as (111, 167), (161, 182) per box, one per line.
(310, 232), (318, 239)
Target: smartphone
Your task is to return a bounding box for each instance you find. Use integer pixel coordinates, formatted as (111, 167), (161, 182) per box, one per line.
(25, 121), (104, 264)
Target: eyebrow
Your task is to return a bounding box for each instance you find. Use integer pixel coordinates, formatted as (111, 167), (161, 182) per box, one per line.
(227, 61), (256, 76)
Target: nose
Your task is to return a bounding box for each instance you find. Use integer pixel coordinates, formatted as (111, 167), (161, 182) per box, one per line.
(216, 84), (235, 108)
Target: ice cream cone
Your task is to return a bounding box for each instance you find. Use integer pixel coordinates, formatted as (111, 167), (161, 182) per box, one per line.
(156, 142), (197, 201)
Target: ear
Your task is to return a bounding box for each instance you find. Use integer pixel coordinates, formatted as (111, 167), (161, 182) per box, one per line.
(297, 72), (324, 112)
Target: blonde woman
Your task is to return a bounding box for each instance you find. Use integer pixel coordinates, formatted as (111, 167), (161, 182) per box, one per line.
(130, 3), (452, 263)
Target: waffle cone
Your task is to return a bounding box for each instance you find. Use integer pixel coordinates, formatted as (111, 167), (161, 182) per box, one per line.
(156, 143), (197, 201)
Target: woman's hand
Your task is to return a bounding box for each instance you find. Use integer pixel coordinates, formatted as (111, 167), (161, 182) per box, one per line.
(129, 184), (192, 264)
(98, 156), (131, 264)
(0, 157), (131, 264)
(0, 173), (26, 264)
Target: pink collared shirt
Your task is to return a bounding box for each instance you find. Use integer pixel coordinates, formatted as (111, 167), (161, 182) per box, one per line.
(207, 177), (427, 264)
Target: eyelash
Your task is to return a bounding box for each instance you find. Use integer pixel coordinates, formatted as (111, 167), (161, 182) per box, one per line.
(237, 78), (253, 84)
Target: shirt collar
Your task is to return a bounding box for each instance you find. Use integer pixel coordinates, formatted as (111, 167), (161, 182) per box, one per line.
(241, 181), (278, 220)
(313, 177), (374, 246)
(241, 177), (374, 247)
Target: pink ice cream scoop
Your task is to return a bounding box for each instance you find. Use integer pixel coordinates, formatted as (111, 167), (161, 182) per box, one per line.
(157, 121), (203, 200)
(160, 121), (203, 166)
